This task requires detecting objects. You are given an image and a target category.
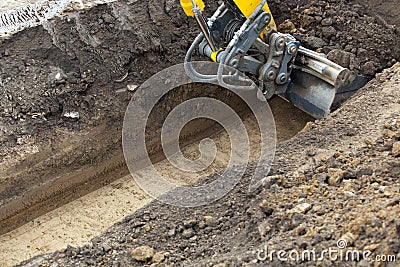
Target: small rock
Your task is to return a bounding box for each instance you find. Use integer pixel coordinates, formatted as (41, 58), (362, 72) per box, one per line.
(131, 246), (154, 262)
(237, 222), (245, 229)
(205, 217), (218, 227)
(301, 36), (327, 50)
(182, 228), (194, 239)
(16, 137), (24, 145)
(278, 20), (296, 34)
(321, 18), (333, 26)
(301, 122), (314, 132)
(55, 73), (62, 80)
(198, 221), (206, 229)
(293, 203), (313, 214)
(392, 142), (400, 157)
(315, 173), (328, 184)
(364, 138), (377, 146)
(102, 13), (115, 24)
(183, 219), (197, 228)
(328, 168), (345, 186)
(347, 218), (365, 236)
(396, 221), (400, 236)
(306, 149), (316, 157)
(356, 167), (373, 177)
(383, 129), (398, 139)
(143, 224), (151, 232)
(321, 26), (336, 39)
(168, 228), (176, 237)
(391, 165), (400, 176)
(362, 61), (377, 77)
(102, 244), (112, 253)
(152, 251), (166, 263)
(203, 215), (213, 221)
(63, 111), (80, 120)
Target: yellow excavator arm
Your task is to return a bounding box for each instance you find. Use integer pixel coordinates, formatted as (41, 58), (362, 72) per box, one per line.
(180, 0), (276, 31)
(230, 0), (276, 31)
(179, 0), (366, 119)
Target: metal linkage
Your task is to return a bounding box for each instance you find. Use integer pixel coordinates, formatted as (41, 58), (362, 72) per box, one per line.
(295, 46), (355, 89)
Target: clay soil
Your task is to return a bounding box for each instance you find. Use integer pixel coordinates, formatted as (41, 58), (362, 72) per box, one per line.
(0, 0), (399, 266)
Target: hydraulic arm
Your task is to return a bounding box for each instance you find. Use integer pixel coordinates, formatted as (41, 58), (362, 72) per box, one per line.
(180, 0), (367, 118)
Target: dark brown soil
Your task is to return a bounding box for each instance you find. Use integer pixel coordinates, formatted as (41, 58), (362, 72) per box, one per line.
(354, 0), (400, 27)
(0, 0), (220, 233)
(0, 0), (398, 159)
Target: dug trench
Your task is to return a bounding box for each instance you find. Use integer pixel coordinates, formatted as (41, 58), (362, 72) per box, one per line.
(0, 0), (399, 266)
(0, 0), (313, 253)
(0, 0), (317, 235)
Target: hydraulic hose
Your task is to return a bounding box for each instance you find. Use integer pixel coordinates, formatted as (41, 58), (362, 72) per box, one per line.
(184, 33), (219, 83)
(216, 0), (268, 91)
(183, 3), (227, 83)
(185, 0), (267, 91)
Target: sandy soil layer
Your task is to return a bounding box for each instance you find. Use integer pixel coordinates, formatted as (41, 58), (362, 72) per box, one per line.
(0, 176), (151, 267)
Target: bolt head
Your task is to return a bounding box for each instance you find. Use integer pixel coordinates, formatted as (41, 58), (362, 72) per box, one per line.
(289, 45), (298, 54)
(265, 69), (276, 81)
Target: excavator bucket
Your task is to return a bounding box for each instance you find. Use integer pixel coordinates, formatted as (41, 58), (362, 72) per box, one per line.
(285, 47), (369, 119)
(285, 70), (336, 119)
(285, 70), (368, 119)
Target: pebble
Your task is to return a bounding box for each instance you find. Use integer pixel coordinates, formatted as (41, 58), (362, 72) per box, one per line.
(131, 246), (155, 262)
(396, 222), (400, 236)
(182, 229), (194, 239)
(392, 142), (400, 157)
(327, 168), (345, 186)
(102, 244), (112, 253)
(152, 251), (166, 263)
(278, 20), (296, 34)
(63, 111), (80, 120)
(168, 228), (176, 237)
(293, 203), (313, 214)
(364, 244), (380, 251)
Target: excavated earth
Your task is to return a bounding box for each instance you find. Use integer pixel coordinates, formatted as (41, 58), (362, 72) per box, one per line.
(0, 0), (398, 266)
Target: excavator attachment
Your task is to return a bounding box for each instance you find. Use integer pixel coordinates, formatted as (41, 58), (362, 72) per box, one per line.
(286, 70), (367, 118)
(286, 47), (368, 118)
(181, 0), (367, 118)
